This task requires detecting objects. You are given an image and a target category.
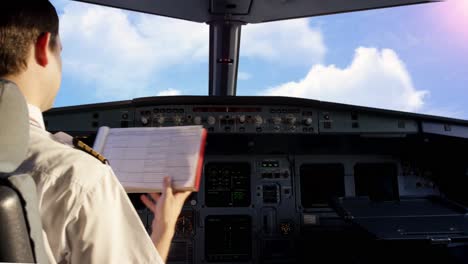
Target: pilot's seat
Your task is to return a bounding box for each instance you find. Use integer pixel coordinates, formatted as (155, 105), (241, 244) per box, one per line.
(0, 80), (49, 263)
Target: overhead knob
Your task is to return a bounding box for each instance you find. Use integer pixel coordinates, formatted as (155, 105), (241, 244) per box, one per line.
(155, 116), (165, 125)
(286, 116), (297, 125)
(207, 116), (216, 126)
(141, 116), (149, 126)
(254, 115), (263, 126)
(303, 118), (313, 126)
(193, 116), (202, 125)
(174, 116), (183, 125)
(238, 115), (246, 124)
(272, 116), (282, 125)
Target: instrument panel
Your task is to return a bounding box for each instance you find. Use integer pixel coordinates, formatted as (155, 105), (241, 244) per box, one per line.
(44, 96), (424, 136)
(44, 96), (468, 263)
(205, 163), (251, 207)
(135, 105), (420, 135)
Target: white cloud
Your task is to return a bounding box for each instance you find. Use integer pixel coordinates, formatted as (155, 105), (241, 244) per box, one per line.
(157, 89), (182, 96)
(241, 19), (326, 64)
(263, 47), (428, 112)
(59, 2), (208, 100)
(238, 72), (252, 81)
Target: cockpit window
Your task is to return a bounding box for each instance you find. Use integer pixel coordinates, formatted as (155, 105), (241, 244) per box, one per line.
(51, 0), (467, 119)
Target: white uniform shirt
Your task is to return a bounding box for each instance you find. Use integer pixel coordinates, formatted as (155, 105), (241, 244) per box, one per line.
(23, 104), (164, 264)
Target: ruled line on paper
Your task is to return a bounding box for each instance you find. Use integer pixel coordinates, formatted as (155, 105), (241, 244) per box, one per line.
(99, 126), (203, 191)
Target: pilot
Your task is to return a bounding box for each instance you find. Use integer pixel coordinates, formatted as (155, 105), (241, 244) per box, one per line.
(0, 1), (190, 263)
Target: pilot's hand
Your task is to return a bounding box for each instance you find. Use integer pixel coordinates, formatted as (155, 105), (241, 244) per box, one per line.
(141, 176), (192, 262)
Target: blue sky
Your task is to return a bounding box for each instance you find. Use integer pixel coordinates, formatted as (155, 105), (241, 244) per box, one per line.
(50, 0), (468, 119)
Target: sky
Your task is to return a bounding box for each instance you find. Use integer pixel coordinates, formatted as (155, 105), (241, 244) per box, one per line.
(50, 0), (468, 120)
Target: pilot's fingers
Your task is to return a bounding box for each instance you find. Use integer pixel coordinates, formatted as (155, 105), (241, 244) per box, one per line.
(140, 194), (156, 214)
(163, 176), (174, 196)
(149, 193), (161, 202)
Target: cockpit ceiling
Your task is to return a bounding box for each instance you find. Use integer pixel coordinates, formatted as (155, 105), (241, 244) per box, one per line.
(72, 0), (438, 24)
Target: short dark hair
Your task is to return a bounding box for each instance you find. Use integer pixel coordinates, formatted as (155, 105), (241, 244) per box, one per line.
(0, 1), (59, 76)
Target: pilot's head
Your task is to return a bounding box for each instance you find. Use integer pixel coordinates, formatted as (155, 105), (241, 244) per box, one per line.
(0, 0), (61, 111)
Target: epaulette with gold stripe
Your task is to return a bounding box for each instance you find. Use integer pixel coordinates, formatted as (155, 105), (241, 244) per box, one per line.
(72, 138), (108, 164)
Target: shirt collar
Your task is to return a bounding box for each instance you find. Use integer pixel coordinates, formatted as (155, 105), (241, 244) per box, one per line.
(28, 104), (46, 130)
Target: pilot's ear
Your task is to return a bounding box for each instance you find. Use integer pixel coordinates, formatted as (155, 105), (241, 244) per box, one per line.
(35, 32), (52, 67)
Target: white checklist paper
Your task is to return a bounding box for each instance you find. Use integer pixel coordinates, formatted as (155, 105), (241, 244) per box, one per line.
(93, 126), (205, 192)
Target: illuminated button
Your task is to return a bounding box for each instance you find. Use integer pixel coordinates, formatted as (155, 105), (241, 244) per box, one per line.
(303, 117), (313, 126)
(193, 116), (202, 125)
(207, 116), (216, 126)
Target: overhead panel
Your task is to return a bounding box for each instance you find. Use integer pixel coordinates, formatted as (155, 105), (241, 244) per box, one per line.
(72, 0), (438, 23)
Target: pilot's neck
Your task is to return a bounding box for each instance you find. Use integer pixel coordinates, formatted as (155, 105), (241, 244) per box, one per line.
(1, 73), (50, 112)
(0, 77), (47, 130)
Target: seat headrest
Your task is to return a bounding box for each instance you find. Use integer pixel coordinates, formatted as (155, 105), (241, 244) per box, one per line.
(0, 80), (29, 173)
